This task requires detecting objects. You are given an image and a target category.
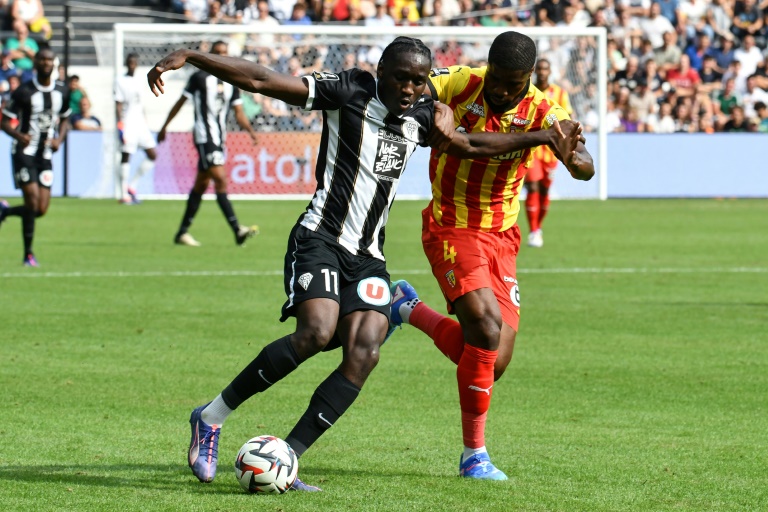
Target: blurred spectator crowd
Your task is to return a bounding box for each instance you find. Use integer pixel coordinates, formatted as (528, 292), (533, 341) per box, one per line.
(163, 0), (768, 132)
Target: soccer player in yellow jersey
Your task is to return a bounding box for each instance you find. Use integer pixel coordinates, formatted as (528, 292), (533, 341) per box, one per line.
(387, 32), (594, 480)
(525, 58), (573, 247)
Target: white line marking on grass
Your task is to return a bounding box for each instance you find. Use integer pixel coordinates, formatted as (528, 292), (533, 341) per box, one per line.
(1, 267), (767, 279)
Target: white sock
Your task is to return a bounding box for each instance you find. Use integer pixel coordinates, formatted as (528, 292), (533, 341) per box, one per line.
(398, 298), (421, 324)
(462, 446), (487, 463)
(130, 159), (154, 189)
(201, 394), (234, 426)
(119, 163), (130, 199)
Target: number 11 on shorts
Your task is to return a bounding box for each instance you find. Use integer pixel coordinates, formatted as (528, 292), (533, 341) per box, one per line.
(321, 268), (339, 295)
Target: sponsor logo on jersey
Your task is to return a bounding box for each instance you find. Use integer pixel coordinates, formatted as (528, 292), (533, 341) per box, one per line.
(545, 113), (559, 126)
(374, 130), (408, 182)
(312, 71), (339, 81)
(430, 67), (451, 77)
(445, 269), (456, 288)
(298, 272), (313, 290)
(496, 149), (525, 161)
(357, 277), (390, 306)
(466, 102), (485, 117)
(511, 116), (530, 127)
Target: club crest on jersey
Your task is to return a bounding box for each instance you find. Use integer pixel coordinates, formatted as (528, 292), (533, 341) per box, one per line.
(298, 272), (313, 290)
(466, 102), (485, 117)
(357, 277), (391, 306)
(312, 71), (339, 81)
(401, 119), (420, 142)
(445, 269), (456, 288)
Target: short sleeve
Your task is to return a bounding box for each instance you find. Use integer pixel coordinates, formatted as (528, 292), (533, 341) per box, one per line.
(60, 89), (72, 118)
(302, 69), (362, 111)
(411, 97), (435, 148)
(427, 66), (471, 104)
(230, 86), (242, 107)
(560, 90), (573, 116)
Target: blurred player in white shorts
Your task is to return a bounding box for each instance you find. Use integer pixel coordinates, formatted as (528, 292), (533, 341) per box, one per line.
(114, 52), (156, 204)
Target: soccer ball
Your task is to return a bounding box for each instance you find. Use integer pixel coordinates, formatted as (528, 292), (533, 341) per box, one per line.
(234, 435), (298, 494)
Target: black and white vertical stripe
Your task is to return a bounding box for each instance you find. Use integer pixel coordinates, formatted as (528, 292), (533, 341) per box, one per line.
(2, 78), (69, 160)
(298, 69), (432, 261)
(183, 71), (242, 146)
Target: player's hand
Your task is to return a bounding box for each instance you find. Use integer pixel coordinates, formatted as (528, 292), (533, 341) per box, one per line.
(148, 50), (189, 96)
(157, 128), (167, 143)
(549, 121), (582, 165)
(17, 133), (31, 148)
(427, 101), (455, 154)
(49, 138), (61, 152)
(249, 131), (258, 145)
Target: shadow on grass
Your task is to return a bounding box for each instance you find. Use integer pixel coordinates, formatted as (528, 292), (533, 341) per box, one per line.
(0, 464), (241, 494)
(0, 463), (428, 492)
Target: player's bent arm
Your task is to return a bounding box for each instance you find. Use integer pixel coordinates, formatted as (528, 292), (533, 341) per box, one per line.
(157, 95), (187, 142)
(0, 115), (29, 144)
(565, 143), (594, 181)
(443, 130), (553, 159)
(149, 50), (309, 107)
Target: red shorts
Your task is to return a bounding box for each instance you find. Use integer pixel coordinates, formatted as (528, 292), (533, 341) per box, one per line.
(526, 157), (557, 188)
(421, 208), (521, 330)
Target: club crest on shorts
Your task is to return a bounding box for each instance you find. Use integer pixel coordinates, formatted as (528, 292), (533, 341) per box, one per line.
(357, 277), (390, 306)
(445, 269), (456, 288)
(298, 272), (313, 290)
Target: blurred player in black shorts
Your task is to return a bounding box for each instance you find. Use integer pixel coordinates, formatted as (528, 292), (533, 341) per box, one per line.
(0, 48), (69, 266)
(157, 40), (259, 247)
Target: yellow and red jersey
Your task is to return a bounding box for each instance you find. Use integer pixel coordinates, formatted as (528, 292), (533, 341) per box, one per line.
(533, 83), (573, 166)
(428, 66), (570, 232)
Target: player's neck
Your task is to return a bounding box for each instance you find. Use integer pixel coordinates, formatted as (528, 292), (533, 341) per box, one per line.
(535, 80), (549, 91)
(36, 75), (52, 87)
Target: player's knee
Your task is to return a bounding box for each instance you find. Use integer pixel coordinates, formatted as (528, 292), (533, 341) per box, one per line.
(463, 316), (501, 350)
(293, 323), (335, 355)
(35, 208), (46, 218)
(344, 336), (381, 376)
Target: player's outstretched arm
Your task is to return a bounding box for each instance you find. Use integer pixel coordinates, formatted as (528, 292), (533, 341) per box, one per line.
(148, 49), (309, 107)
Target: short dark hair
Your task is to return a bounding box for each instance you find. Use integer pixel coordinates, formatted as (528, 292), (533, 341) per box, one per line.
(126, 52), (139, 64)
(756, 101), (767, 111)
(488, 31), (537, 71)
(211, 40), (227, 50)
(380, 37), (431, 67)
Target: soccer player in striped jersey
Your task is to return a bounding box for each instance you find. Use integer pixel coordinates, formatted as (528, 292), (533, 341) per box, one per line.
(148, 36), (581, 491)
(525, 58), (573, 247)
(388, 32), (594, 480)
(0, 48), (69, 267)
(157, 41), (259, 248)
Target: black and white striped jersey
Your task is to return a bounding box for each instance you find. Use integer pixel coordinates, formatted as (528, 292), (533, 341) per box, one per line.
(183, 70), (243, 146)
(2, 78), (70, 160)
(299, 68), (435, 261)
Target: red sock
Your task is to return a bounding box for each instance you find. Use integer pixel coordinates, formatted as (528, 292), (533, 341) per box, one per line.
(539, 193), (550, 227)
(526, 191), (540, 232)
(457, 345), (497, 449)
(410, 303), (465, 365)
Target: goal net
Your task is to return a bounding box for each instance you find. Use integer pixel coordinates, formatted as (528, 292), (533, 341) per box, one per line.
(101, 24), (607, 199)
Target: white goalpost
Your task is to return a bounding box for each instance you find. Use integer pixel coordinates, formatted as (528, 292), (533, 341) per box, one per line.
(105, 23), (608, 200)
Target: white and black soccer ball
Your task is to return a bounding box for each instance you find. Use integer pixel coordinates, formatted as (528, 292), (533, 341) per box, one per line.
(234, 435), (298, 494)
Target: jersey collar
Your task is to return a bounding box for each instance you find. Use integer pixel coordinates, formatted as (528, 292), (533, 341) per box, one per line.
(33, 76), (55, 92)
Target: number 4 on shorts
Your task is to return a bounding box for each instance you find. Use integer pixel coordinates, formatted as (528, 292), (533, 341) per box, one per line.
(443, 241), (457, 264)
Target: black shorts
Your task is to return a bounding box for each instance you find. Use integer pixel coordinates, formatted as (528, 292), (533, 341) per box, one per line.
(280, 224), (392, 323)
(195, 141), (225, 172)
(12, 153), (53, 189)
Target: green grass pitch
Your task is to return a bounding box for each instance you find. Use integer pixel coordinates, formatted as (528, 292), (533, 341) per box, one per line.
(0, 198), (766, 511)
